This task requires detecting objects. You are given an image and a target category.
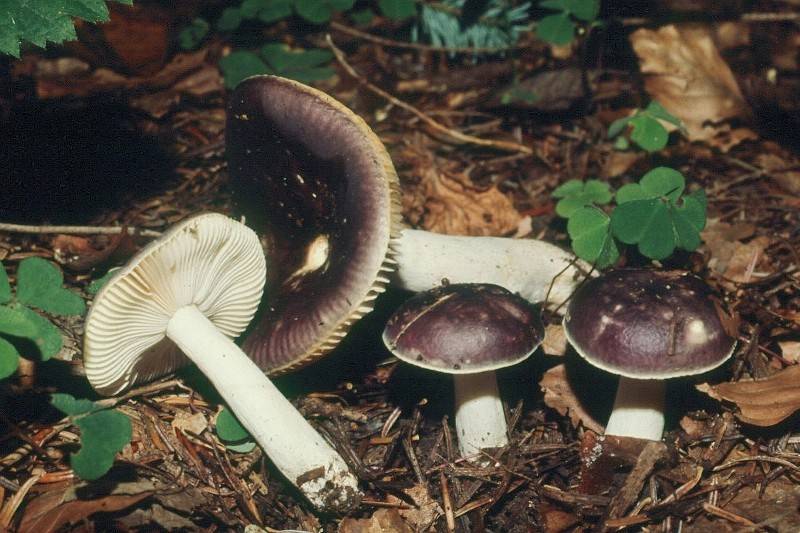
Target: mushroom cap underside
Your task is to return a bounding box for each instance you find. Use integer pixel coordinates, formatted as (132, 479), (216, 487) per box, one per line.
(226, 75), (401, 375)
(383, 283), (545, 374)
(563, 269), (738, 379)
(84, 213), (266, 395)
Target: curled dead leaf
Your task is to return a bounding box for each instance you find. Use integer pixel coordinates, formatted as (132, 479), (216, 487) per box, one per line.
(338, 509), (413, 533)
(697, 365), (800, 426)
(630, 25), (756, 151)
(540, 364), (604, 433)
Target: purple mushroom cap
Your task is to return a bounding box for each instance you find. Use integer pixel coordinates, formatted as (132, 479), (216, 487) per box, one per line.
(563, 269), (738, 379)
(383, 283), (544, 374)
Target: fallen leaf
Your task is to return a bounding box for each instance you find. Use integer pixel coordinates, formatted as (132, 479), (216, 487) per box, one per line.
(402, 147), (520, 236)
(601, 150), (641, 178)
(756, 151), (800, 196)
(779, 340), (800, 363)
(19, 485), (151, 533)
(630, 25), (756, 151)
(338, 509), (413, 533)
(386, 484), (441, 531)
(540, 364), (604, 433)
(491, 68), (586, 112)
(701, 218), (764, 282)
(719, 236), (770, 283)
(171, 411), (208, 436)
(697, 365), (800, 426)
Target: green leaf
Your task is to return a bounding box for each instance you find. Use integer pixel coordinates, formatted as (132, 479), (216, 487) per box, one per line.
(13, 304), (62, 360)
(0, 338), (19, 380)
(260, 44), (334, 83)
(225, 440), (256, 453)
(379, 0), (416, 20)
(87, 268), (118, 295)
(611, 198), (676, 260)
(0, 264), (10, 304)
(607, 115), (632, 139)
(217, 7), (243, 31)
(567, 207), (619, 268)
(16, 258), (85, 316)
(216, 407), (251, 442)
(258, 0), (292, 22)
(536, 13), (575, 45)
(672, 190), (707, 251)
(645, 100), (682, 128)
(500, 85), (539, 105)
(563, 0), (599, 21)
(539, 0), (567, 10)
(178, 17), (209, 50)
(51, 394), (132, 480)
(0, 0), (129, 57)
(72, 409), (132, 480)
(51, 393), (97, 416)
(629, 115), (668, 152)
(613, 136), (630, 150)
(616, 167), (685, 204)
(349, 8), (374, 26)
(615, 182), (649, 204)
(553, 179), (612, 218)
(0, 305), (39, 339)
(294, 0), (355, 24)
(219, 50), (270, 89)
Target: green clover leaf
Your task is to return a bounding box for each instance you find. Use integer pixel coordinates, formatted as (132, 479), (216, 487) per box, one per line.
(608, 100), (683, 152)
(216, 407), (256, 453)
(379, 0), (416, 20)
(0, 265), (10, 304)
(16, 257), (85, 316)
(567, 206), (619, 268)
(11, 304), (63, 360)
(0, 338), (20, 379)
(295, 0), (355, 24)
(536, 12), (574, 45)
(553, 179), (613, 218)
(220, 45), (334, 89)
(51, 394), (132, 480)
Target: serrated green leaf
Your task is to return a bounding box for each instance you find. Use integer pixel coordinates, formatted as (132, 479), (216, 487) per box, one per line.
(554, 180), (612, 218)
(0, 338), (19, 380)
(563, 0), (599, 21)
(0, 0), (127, 57)
(216, 407), (251, 443)
(379, 0), (416, 20)
(51, 393), (97, 416)
(178, 17), (209, 50)
(629, 115), (668, 152)
(537, 13), (574, 45)
(217, 7), (243, 31)
(219, 50), (270, 89)
(0, 264), (9, 304)
(0, 305), (39, 339)
(16, 258), (85, 316)
(567, 207), (619, 268)
(13, 304), (62, 360)
(72, 409), (132, 480)
(607, 115), (632, 139)
(645, 100), (681, 128)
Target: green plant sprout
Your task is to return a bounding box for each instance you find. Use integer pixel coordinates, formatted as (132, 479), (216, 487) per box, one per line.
(219, 43), (335, 88)
(557, 168), (707, 268)
(0, 258), (85, 379)
(216, 407), (256, 453)
(0, 0), (133, 57)
(51, 393), (132, 480)
(536, 0), (599, 46)
(608, 101), (683, 152)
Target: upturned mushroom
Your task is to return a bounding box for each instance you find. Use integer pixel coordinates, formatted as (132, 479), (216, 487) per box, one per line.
(383, 283), (544, 458)
(83, 213), (360, 512)
(563, 269), (738, 440)
(226, 75), (587, 376)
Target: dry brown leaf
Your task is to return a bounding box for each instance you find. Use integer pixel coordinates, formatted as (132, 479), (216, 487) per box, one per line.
(386, 484), (441, 531)
(540, 364), (604, 433)
(756, 152), (800, 196)
(338, 509), (413, 533)
(630, 25), (756, 151)
(697, 365), (800, 426)
(403, 154), (520, 236)
(779, 341), (800, 363)
(171, 411), (208, 436)
(719, 236), (770, 283)
(701, 219), (767, 282)
(601, 150), (641, 178)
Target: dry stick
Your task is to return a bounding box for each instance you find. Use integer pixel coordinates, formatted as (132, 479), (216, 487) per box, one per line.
(0, 222), (162, 238)
(326, 35), (533, 155)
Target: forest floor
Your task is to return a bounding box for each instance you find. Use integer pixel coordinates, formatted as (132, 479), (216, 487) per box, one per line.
(1, 1), (800, 532)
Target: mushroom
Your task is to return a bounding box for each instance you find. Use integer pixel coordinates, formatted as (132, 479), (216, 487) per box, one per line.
(382, 283), (544, 458)
(83, 213), (360, 513)
(563, 269), (738, 441)
(226, 75), (587, 376)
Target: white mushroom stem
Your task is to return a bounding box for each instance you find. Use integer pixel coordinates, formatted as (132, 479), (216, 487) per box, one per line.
(604, 377), (666, 441)
(453, 372), (508, 459)
(166, 305), (360, 512)
(392, 229), (587, 311)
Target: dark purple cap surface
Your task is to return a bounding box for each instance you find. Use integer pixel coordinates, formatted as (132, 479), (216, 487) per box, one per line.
(383, 283), (544, 374)
(563, 269), (738, 379)
(226, 76), (401, 374)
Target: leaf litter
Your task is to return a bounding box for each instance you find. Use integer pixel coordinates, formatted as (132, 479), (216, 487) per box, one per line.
(1, 3), (800, 532)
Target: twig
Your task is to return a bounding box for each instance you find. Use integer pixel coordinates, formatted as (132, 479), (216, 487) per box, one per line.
(0, 222), (162, 238)
(439, 471), (457, 533)
(326, 35), (533, 155)
(713, 455), (800, 473)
